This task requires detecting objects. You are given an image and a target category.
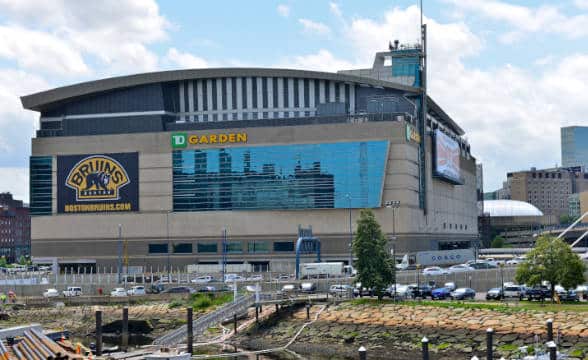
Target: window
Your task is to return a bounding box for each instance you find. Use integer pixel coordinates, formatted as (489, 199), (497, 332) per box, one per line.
(30, 156), (53, 215)
(274, 241), (294, 252)
(173, 243), (192, 254)
(197, 242), (218, 253)
(148, 244), (168, 254)
(248, 241), (269, 253)
(226, 241), (242, 253)
(172, 141), (388, 211)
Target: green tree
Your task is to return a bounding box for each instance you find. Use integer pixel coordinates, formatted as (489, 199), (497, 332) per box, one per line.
(515, 236), (586, 302)
(352, 209), (394, 300)
(559, 214), (574, 225)
(491, 235), (505, 248)
(0, 256), (6, 268)
(18, 255), (30, 266)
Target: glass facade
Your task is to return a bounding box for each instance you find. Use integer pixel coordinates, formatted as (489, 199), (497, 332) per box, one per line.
(172, 141), (388, 211)
(248, 240), (269, 253)
(29, 156), (53, 215)
(561, 126), (588, 169)
(197, 242), (217, 253)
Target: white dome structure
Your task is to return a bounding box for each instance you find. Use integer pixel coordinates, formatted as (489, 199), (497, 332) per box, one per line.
(481, 200), (544, 217)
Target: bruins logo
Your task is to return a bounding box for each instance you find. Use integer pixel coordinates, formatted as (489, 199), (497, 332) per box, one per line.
(65, 155), (130, 201)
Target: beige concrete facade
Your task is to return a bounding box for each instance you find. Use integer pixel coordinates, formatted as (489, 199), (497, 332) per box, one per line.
(31, 120), (478, 269)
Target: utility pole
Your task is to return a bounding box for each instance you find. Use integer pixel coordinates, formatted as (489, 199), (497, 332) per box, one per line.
(117, 224), (122, 284)
(346, 194), (353, 267)
(221, 228), (227, 282)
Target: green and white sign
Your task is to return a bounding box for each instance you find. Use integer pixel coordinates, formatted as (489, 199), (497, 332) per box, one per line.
(171, 133), (187, 148)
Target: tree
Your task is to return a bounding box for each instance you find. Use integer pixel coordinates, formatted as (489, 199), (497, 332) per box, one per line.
(491, 235), (505, 248)
(0, 256), (6, 268)
(352, 209), (395, 300)
(559, 214), (576, 225)
(515, 235), (586, 302)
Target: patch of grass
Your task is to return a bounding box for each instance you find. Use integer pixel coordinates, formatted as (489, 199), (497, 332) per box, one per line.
(436, 342), (451, 350)
(568, 349), (583, 357)
(498, 344), (519, 352)
(168, 299), (183, 309)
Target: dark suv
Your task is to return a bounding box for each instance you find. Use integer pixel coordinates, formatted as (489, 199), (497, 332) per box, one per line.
(526, 286), (551, 301)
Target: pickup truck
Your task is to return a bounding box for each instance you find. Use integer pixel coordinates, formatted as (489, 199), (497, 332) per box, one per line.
(62, 286), (82, 297)
(525, 286), (551, 301)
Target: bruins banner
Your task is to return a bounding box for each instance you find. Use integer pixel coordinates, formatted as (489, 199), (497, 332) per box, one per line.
(57, 152), (139, 213)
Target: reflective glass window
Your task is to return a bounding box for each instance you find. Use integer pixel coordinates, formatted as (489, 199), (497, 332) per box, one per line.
(149, 244), (168, 254)
(29, 156), (53, 215)
(197, 242), (218, 253)
(173, 243), (192, 253)
(172, 141), (388, 211)
(248, 241), (269, 253)
(226, 241), (242, 253)
(273, 241), (294, 252)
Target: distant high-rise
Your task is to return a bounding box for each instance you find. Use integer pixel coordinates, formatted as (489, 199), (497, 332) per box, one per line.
(561, 126), (588, 169)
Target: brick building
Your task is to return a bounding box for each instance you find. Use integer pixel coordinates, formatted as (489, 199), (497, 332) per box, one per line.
(0, 193), (30, 262)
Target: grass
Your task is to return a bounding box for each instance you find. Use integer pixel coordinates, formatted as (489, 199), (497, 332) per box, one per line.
(349, 298), (588, 313)
(498, 344), (519, 352)
(168, 293), (233, 310)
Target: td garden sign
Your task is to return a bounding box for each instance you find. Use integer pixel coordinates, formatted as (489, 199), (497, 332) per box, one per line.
(171, 132), (247, 148)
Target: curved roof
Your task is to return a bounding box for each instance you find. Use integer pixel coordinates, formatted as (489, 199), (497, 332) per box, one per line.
(20, 67), (419, 112)
(480, 200), (544, 217)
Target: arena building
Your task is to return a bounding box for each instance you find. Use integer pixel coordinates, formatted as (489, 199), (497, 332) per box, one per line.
(21, 45), (478, 272)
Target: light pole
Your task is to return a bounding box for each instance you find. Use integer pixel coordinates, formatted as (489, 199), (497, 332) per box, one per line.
(117, 224), (122, 284)
(416, 264), (422, 299)
(499, 263), (505, 301)
(346, 194), (353, 268)
(166, 211), (171, 281)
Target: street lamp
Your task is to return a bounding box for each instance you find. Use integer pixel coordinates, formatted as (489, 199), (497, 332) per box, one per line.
(117, 224), (122, 284)
(499, 263), (505, 301)
(166, 211), (171, 281)
(416, 264), (422, 299)
(346, 194), (353, 268)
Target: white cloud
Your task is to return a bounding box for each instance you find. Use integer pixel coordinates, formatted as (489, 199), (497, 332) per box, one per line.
(329, 2), (342, 18)
(575, 0), (588, 9)
(0, 26), (89, 75)
(443, 0), (588, 39)
(0, 0), (168, 74)
(298, 19), (331, 36)
(164, 48), (209, 69)
(0, 168), (29, 203)
(277, 4), (290, 18)
(276, 49), (355, 72)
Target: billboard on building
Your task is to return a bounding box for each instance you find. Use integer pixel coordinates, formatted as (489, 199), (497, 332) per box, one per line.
(57, 152), (138, 213)
(433, 129), (463, 185)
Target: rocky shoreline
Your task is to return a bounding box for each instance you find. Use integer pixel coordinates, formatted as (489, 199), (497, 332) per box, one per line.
(235, 302), (588, 359)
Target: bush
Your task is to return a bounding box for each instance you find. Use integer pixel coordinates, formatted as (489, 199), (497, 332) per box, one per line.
(168, 299), (183, 309)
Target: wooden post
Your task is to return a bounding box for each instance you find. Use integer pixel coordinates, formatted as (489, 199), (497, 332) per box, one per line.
(306, 304), (310, 320)
(358, 346), (366, 360)
(122, 307), (129, 351)
(233, 313), (238, 334)
(255, 306), (259, 324)
(95, 310), (102, 356)
(187, 307), (193, 354)
(546, 319), (553, 341)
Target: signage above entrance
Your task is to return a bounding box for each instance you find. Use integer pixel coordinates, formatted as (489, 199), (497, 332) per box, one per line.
(171, 132), (248, 148)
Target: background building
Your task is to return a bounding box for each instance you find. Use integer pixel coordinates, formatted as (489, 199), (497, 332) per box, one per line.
(562, 126), (588, 169)
(480, 199), (543, 247)
(0, 193), (31, 262)
(22, 47), (478, 271)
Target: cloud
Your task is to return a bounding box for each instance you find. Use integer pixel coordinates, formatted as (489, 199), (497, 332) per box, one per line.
(164, 48), (209, 69)
(298, 19), (331, 36)
(329, 2), (342, 18)
(277, 4), (290, 18)
(0, 167), (29, 203)
(443, 0), (588, 39)
(0, 25), (89, 76)
(0, 0), (169, 74)
(276, 49), (355, 72)
(575, 0), (588, 9)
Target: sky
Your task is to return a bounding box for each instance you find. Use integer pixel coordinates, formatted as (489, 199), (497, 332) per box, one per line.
(1, 0), (588, 202)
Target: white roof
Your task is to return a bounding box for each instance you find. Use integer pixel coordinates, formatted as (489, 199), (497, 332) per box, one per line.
(481, 200), (544, 217)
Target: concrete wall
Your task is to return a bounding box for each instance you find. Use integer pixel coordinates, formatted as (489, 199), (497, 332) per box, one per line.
(31, 121), (478, 267)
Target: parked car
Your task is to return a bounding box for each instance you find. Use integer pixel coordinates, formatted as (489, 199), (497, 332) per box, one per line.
(127, 286), (146, 296)
(557, 289), (579, 302)
(506, 256), (525, 265)
(274, 274), (292, 281)
(525, 286), (551, 301)
(447, 264), (474, 273)
(503, 285), (524, 300)
(198, 286), (217, 293)
(444, 282), (457, 291)
(575, 284), (588, 300)
(329, 284), (353, 296)
(486, 288), (503, 300)
(408, 284), (433, 299)
(469, 262), (497, 270)
(281, 284), (297, 293)
(63, 287), (82, 297)
(387, 284), (410, 299)
(422, 267), (449, 276)
(191, 275), (215, 284)
(149, 282), (165, 294)
(246, 275), (264, 282)
(300, 282), (317, 293)
(162, 286), (196, 294)
(450, 288), (476, 300)
(431, 287), (452, 300)
(224, 275), (246, 283)
(353, 283), (373, 297)
(111, 288), (127, 297)
(43, 288), (59, 298)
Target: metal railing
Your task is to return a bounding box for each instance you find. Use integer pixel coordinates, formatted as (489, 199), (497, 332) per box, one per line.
(153, 294), (255, 346)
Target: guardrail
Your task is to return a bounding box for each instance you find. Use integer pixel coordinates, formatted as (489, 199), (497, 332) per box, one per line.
(153, 294), (256, 346)
(20, 293), (189, 307)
